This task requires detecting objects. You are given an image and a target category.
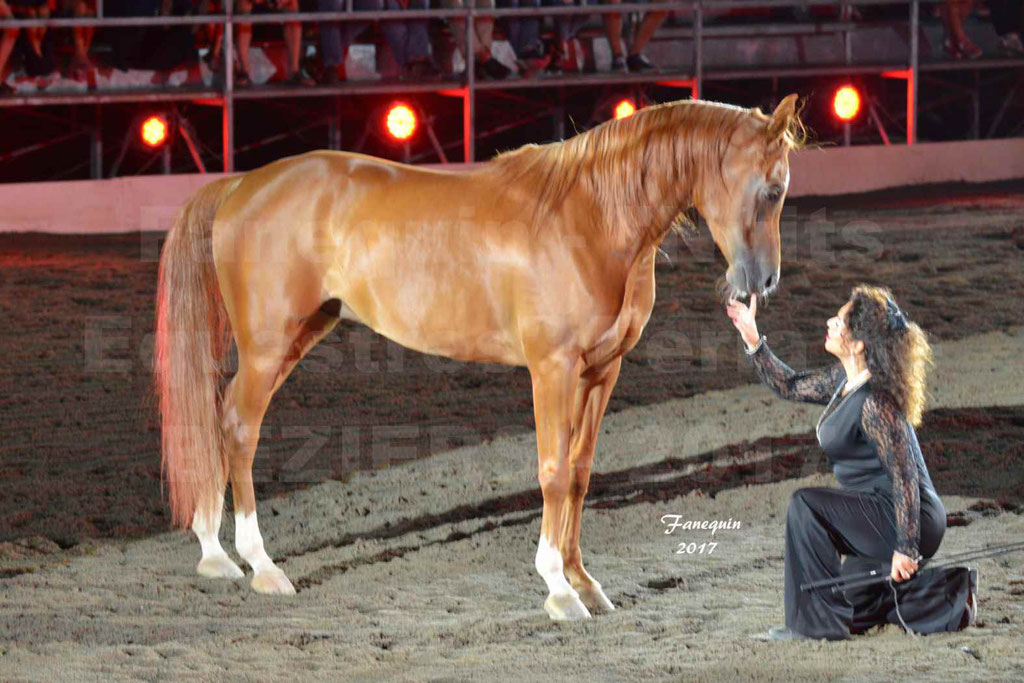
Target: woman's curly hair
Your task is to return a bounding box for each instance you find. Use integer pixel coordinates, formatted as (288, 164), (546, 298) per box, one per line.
(845, 284), (934, 427)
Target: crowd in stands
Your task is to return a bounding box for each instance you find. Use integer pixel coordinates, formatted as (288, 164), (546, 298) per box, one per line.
(0, 0), (1021, 94)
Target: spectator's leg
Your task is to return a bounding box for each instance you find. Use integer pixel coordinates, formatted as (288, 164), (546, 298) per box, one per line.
(500, 0), (542, 60)
(346, 0), (379, 46)
(403, 0), (432, 62)
(602, 0), (625, 59)
(447, 0), (469, 61)
(473, 0), (495, 58)
(629, 2), (668, 57)
(381, 0), (410, 66)
(280, 0), (303, 77)
(0, 1), (18, 88)
(234, 0), (254, 78)
(319, 0), (343, 70)
(497, 0), (521, 53)
(201, 0), (224, 66)
(27, 5), (50, 59)
(941, 0), (981, 57)
(71, 1), (96, 70)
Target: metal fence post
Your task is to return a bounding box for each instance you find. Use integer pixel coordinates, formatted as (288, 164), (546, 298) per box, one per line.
(223, 1), (236, 171)
(464, 1), (475, 162)
(908, 0), (918, 144)
(693, 1), (703, 100)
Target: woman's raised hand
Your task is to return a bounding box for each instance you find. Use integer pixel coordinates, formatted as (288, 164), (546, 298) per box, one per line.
(727, 294), (760, 350)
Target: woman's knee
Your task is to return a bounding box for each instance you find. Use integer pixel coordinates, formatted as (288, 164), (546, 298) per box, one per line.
(786, 488), (813, 525)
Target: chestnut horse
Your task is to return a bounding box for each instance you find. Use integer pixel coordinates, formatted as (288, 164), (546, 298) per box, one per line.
(155, 95), (804, 620)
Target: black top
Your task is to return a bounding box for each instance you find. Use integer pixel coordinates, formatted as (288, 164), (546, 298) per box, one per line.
(745, 335), (940, 559)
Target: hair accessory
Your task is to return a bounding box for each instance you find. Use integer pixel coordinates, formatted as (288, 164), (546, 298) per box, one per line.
(885, 298), (908, 332)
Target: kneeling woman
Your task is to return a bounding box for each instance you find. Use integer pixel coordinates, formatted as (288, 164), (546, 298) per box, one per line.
(726, 285), (976, 640)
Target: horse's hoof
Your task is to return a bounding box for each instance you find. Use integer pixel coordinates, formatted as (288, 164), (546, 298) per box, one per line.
(251, 568), (296, 595)
(576, 583), (615, 613)
(544, 593), (592, 621)
(196, 554), (244, 579)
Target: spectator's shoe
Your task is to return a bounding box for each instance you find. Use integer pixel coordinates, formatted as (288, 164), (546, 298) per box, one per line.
(234, 70), (253, 88)
(518, 42), (545, 62)
(626, 53), (658, 73)
(287, 69), (316, 86)
(944, 37), (983, 60)
(516, 49), (550, 79)
(319, 67), (340, 86)
(203, 49), (223, 72)
(546, 39), (578, 75)
(481, 57), (511, 80)
(610, 55), (627, 74)
(767, 626), (812, 641)
(68, 56), (93, 82)
(402, 58), (442, 82)
(998, 33), (1024, 57)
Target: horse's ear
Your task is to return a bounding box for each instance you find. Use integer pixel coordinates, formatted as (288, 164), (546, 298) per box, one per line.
(766, 93), (801, 145)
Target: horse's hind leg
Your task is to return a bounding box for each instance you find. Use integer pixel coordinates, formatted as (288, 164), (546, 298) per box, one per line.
(560, 357), (621, 614)
(224, 307), (340, 595)
(192, 490), (244, 579)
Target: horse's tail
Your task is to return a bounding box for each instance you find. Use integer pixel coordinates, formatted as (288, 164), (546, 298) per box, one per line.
(154, 175), (242, 529)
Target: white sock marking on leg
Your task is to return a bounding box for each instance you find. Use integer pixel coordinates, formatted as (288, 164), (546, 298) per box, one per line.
(235, 510), (277, 574)
(191, 493), (228, 561)
(535, 533), (578, 597)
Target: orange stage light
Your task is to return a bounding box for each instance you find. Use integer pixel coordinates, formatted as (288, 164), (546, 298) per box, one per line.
(614, 99), (636, 120)
(140, 115), (169, 147)
(833, 86), (861, 122)
(385, 103), (417, 141)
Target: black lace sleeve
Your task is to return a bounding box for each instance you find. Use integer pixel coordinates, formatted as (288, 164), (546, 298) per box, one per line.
(744, 336), (845, 405)
(860, 390), (921, 559)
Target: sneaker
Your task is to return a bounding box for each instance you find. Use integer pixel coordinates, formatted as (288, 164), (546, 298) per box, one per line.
(944, 37), (983, 60)
(287, 68), (315, 86)
(69, 56), (93, 82)
(545, 39), (578, 75)
(610, 55), (627, 73)
(482, 57), (511, 80)
(233, 70), (252, 88)
(626, 53), (658, 73)
(517, 42), (545, 61)
(999, 33), (1024, 57)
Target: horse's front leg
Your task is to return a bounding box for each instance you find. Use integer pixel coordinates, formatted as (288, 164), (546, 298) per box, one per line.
(560, 356), (621, 614)
(530, 354), (591, 621)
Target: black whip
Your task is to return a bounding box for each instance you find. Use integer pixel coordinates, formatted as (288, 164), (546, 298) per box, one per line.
(800, 540), (1024, 594)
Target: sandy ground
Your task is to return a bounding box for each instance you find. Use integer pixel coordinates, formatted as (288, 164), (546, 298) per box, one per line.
(1, 183), (1022, 545)
(1, 184), (1023, 680)
(1, 327), (1022, 681)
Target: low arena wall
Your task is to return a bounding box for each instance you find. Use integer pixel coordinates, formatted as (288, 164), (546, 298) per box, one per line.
(2, 137), (1023, 234)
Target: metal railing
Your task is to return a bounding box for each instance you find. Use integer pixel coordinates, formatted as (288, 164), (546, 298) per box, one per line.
(0, 0), (1016, 174)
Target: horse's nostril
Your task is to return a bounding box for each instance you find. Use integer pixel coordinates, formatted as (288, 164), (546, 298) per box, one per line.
(764, 273), (775, 290)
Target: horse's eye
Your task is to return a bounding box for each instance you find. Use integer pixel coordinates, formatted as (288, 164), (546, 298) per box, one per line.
(764, 185), (784, 203)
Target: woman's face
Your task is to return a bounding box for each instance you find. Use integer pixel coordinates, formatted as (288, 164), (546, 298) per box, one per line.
(824, 300), (856, 358)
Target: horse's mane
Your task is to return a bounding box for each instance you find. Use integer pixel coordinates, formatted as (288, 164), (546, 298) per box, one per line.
(484, 99), (795, 244)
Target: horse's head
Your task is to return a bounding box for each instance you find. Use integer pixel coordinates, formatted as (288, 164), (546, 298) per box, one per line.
(695, 94), (804, 300)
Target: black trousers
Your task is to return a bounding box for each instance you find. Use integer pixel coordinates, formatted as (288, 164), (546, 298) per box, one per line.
(784, 486), (972, 640)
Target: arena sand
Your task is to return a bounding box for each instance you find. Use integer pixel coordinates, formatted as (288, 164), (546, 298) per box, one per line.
(1, 184), (1022, 680)
(1, 326), (1022, 682)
